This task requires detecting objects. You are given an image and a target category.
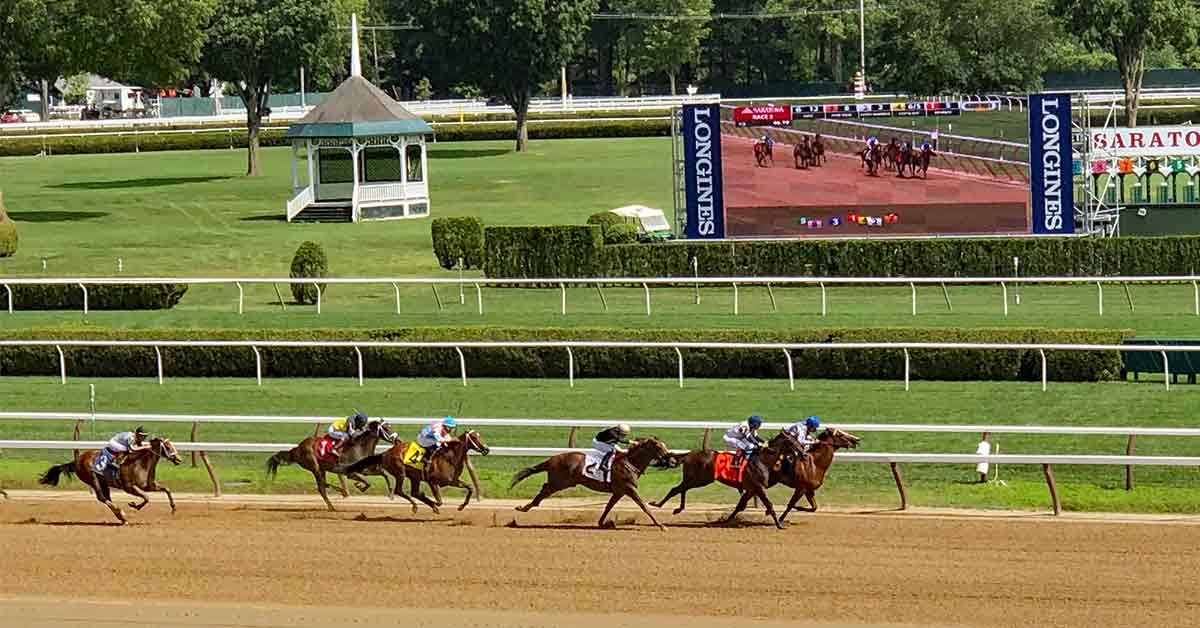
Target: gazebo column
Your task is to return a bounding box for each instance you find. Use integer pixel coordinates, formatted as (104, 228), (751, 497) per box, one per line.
(350, 140), (362, 223)
(290, 142), (299, 193)
(305, 140), (316, 198)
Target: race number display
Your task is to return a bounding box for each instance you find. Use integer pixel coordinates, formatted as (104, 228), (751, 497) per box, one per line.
(733, 105), (793, 127)
(792, 101), (960, 120)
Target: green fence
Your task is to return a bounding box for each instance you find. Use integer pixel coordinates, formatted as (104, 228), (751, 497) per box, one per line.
(158, 92), (326, 118)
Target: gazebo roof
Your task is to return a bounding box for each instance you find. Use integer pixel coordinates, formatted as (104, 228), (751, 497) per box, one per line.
(285, 76), (433, 139)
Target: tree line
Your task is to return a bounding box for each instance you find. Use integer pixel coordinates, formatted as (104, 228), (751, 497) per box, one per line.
(1, 0), (1194, 166)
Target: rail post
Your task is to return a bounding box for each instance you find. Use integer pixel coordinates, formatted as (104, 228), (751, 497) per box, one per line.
(431, 285), (444, 311)
(1001, 282), (1008, 317)
(1122, 283), (1134, 312)
(456, 346), (467, 386)
(766, 282), (777, 312)
(475, 283), (483, 315)
(910, 282), (917, 316)
(465, 458), (483, 501)
(674, 347), (684, 388)
(1162, 350), (1170, 391)
(941, 282), (952, 311)
(4, 284), (12, 313)
(56, 345), (66, 384)
(154, 346), (163, 385)
(199, 451), (221, 497)
(72, 419), (82, 462)
(567, 426), (577, 448)
(1096, 281), (1103, 316)
(643, 282), (651, 316)
(783, 348), (794, 391)
(458, 260), (465, 305)
(393, 283), (401, 314)
(903, 349), (911, 391)
(190, 421), (199, 467)
(701, 428), (711, 450)
(889, 462), (908, 510)
(1125, 434), (1136, 491)
(236, 282), (244, 315)
(1194, 280), (1198, 316)
(820, 282), (827, 317)
(566, 347), (575, 388)
(272, 284), (286, 310)
(252, 346), (262, 386)
(594, 283), (608, 312)
(1042, 464), (1062, 516)
(560, 282), (567, 316)
(313, 282), (322, 315)
(692, 257), (700, 305)
(79, 283), (88, 316)
(354, 346), (364, 387)
(1040, 349), (1047, 392)
(733, 282), (739, 315)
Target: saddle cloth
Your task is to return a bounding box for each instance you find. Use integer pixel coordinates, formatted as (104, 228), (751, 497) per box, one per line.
(713, 452), (745, 487)
(582, 451), (611, 483)
(401, 442), (426, 470)
(92, 448), (114, 474)
(316, 435), (337, 462)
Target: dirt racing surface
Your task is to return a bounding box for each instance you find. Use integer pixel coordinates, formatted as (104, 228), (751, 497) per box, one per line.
(721, 135), (1030, 237)
(2, 492), (1199, 627)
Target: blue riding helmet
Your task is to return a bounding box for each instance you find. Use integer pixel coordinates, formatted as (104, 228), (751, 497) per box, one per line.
(747, 415), (763, 428)
(443, 416), (457, 429)
(805, 416), (821, 430)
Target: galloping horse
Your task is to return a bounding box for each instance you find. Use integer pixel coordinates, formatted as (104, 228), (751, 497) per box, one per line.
(347, 430), (490, 514)
(39, 437), (183, 524)
(754, 141), (773, 167)
(793, 137), (813, 169)
(768, 428), (861, 522)
(266, 419), (397, 511)
(812, 134), (827, 165)
(511, 437), (671, 529)
(885, 139), (902, 173)
(651, 431), (803, 529)
(913, 144), (936, 179)
(861, 143), (884, 176)
(896, 143), (920, 178)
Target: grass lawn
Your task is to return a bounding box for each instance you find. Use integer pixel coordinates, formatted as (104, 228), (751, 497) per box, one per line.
(2, 377), (1200, 513)
(0, 138), (674, 278)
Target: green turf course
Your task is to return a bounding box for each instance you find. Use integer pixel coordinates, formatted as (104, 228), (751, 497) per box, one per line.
(2, 376), (1200, 513)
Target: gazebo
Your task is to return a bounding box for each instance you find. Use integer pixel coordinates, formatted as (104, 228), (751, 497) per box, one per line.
(284, 15), (434, 223)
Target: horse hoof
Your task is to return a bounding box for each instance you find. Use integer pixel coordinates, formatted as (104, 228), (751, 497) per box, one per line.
(673, 508), (684, 516)
(599, 520), (616, 530)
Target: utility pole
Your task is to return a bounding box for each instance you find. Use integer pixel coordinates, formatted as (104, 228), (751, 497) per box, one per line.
(856, 0), (867, 100)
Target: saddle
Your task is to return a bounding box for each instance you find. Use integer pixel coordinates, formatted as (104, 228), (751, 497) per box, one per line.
(316, 435), (338, 463)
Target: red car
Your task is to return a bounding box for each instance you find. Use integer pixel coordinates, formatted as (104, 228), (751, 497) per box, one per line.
(1, 111), (27, 123)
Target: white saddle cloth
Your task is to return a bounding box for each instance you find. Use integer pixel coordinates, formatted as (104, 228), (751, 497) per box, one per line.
(582, 451), (611, 483)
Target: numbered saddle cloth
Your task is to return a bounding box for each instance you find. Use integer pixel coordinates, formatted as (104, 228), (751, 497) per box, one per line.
(402, 442), (426, 470)
(315, 435), (338, 463)
(582, 451), (611, 483)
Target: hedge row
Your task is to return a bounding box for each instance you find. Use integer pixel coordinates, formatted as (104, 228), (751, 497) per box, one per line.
(0, 326), (1126, 382)
(8, 284), (188, 310)
(484, 231), (1200, 278)
(0, 119), (671, 157)
(0, 190), (16, 258)
(431, 217), (485, 270)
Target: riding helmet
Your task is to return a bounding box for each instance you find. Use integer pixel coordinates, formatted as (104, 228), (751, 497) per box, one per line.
(134, 425), (148, 436)
(443, 416), (457, 428)
(805, 416), (821, 430)
(617, 423), (632, 434)
(747, 415), (763, 428)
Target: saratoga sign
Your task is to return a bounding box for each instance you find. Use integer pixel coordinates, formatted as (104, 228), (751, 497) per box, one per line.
(733, 105), (792, 127)
(1090, 126), (1200, 157)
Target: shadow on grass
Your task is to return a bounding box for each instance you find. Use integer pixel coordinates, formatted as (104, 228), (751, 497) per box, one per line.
(48, 175), (232, 190)
(8, 210), (109, 223)
(240, 213), (286, 222)
(429, 148), (510, 160)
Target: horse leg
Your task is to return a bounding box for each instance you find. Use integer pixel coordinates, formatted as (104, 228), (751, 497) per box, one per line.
(650, 482), (686, 510)
(626, 490), (666, 531)
(313, 469), (336, 512)
(428, 481), (445, 508)
(754, 487), (783, 529)
(805, 489), (818, 512)
(382, 471), (394, 500)
(94, 480), (126, 524)
(719, 491), (754, 526)
(125, 484), (150, 511)
(336, 474), (349, 498)
(597, 493), (623, 529)
(391, 471), (419, 513)
(447, 479), (473, 511)
(153, 483), (176, 514)
(409, 476), (440, 514)
(780, 487), (804, 523)
(347, 471), (370, 493)
(515, 482), (560, 513)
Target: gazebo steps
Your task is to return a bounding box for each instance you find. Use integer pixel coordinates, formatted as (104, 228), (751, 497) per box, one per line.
(292, 206), (353, 223)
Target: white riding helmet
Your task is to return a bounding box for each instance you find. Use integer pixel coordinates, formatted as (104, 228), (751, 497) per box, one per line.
(618, 423), (632, 434)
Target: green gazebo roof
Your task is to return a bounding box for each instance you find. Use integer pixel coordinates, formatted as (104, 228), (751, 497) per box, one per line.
(285, 76), (433, 139)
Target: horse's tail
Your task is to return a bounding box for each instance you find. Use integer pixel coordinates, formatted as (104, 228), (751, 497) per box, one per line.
(509, 460), (551, 489)
(39, 461), (75, 487)
(345, 453), (382, 475)
(266, 449), (296, 480)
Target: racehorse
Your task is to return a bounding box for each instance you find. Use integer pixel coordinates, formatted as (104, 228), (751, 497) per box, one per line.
(860, 143), (884, 176)
(793, 137), (813, 169)
(39, 437), (183, 524)
(913, 144), (936, 179)
(347, 430), (490, 514)
(768, 428), (861, 522)
(753, 141), (773, 167)
(896, 143), (920, 178)
(885, 139), (902, 173)
(265, 419), (397, 511)
(812, 134), (827, 165)
(651, 430), (803, 529)
(511, 437), (671, 530)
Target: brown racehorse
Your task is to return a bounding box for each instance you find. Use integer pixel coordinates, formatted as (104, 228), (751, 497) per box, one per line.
(753, 141), (773, 167)
(914, 145), (936, 178)
(861, 144), (883, 176)
(266, 419), (396, 511)
(347, 430), (490, 514)
(812, 134), (826, 165)
(885, 139), (902, 173)
(770, 428), (861, 522)
(793, 138), (812, 169)
(511, 437), (670, 530)
(651, 431), (801, 529)
(39, 437), (183, 524)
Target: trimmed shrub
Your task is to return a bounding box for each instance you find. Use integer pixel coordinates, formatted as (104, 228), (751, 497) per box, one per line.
(431, 216), (485, 270)
(0, 190), (16, 257)
(289, 241), (328, 305)
(0, 326), (1127, 382)
(484, 225), (603, 279)
(9, 284), (187, 310)
(603, 223), (639, 245)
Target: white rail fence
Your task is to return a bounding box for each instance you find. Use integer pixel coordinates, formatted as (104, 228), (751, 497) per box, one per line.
(4, 275), (1200, 318)
(0, 338), (1195, 392)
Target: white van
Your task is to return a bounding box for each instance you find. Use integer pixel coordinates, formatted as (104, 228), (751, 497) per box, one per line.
(608, 205), (674, 241)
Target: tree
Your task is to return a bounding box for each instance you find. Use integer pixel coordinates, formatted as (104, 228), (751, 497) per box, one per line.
(621, 0), (712, 94)
(201, 0), (341, 176)
(1053, 0), (1198, 126)
(410, 0), (599, 151)
(61, 74), (90, 105)
(70, 0), (214, 88)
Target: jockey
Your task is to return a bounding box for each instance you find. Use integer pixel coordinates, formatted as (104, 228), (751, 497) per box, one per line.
(417, 416), (457, 461)
(785, 416), (822, 452)
(99, 426), (150, 477)
(921, 139), (933, 152)
(760, 134), (775, 150)
(723, 415), (765, 467)
(866, 135), (878, 150)
(328, 411), (368, 460)
(593, 423), (632, 477)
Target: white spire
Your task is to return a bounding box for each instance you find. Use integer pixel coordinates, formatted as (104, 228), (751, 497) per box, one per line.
(350, 13), (362, 78)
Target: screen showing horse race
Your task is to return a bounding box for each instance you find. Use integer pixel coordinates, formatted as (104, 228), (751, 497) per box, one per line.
(681, 101), (1034, 239)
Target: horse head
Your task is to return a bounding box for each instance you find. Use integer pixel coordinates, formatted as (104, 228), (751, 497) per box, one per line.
(767, 430), (803, 456)
(819, 428), (861, 450)
(369, 420), (398, 444)
(460, 430), (490, 456)
(151, 437), (183, 465)
(630, 437), (670, 464)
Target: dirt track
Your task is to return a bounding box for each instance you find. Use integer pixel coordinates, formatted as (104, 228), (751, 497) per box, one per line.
(2, 492), (1199, 627)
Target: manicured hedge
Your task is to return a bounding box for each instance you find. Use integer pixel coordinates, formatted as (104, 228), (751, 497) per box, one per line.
(0, 190), (16, 257)
(0, 119), (671, 157)
(484, 231), (1200, 278)
(7, 284), (188, 310)
(0, 326), (1127, 382)
(484, 225), (604, 279)
(431, 216), (485, 270)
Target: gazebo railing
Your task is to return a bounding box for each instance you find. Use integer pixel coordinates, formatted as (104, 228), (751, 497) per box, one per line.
(285, 186), (315, 222)
(358, 181), (427, 205)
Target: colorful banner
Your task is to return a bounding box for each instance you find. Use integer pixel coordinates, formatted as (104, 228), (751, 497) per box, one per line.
(1089, 126), (1200, 158)
(1029, 94), (1075, 235)
(732, 105), (792, 127)
(792, 101), (960, 120)
(682, 104), (725, 239)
